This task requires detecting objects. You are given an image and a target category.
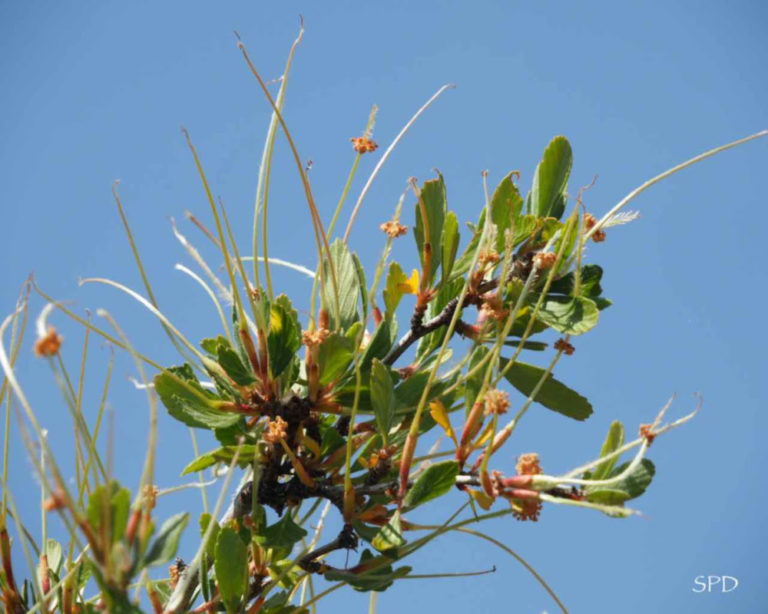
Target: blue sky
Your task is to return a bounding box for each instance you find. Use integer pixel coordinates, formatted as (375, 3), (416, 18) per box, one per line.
(1, 2), (767, 612)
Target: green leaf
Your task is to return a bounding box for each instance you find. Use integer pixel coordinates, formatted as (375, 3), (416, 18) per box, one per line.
(549, 264), (610, 309)
(155, 367), (240, 430)
(215, 527), (248, 614)
(45, 539), (63, 575)
(181, 445), (257, 475)
(322, 239), (361, 331)
(353, 252), (369, 322)
(464, 345), (489, 412)
(256, 513), (307, 551)
(490, 172), (524, 253)
(370, 359), (395, 444)
(383, 261), (409, 318)
(413, 174), (446, 285)
(441, 211), (460, 283)
(416, 277), (464, 359)
(318, 332), (356, 386)
(587, 459), (656, 505)
(201, 335), (231, 356)
(591, 421), (625, 481)
(403, 460), (459, 511)
(143, 513), (189, 567)
(87, 481), (131, 545)
(325, 549), (411, 592)
(268, 295), (301, 378)
(200, 513), (220, 560)
(359, 319), (397, 371)
(371, 511), (406, 552)
(499, 358), (593, 420)
(533, 295), (599, 335)
(530, 136), (572, 220)
(217, 345), (255, 386)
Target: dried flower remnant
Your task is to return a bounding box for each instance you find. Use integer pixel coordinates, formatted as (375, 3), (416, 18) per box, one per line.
(508, 453), (544, 521)
(143, 484), (159, 509)
(554, 338), (575, 356)
(584, 213), (606, 243)
(42, 489), (67, 512)
(34, 326), (63, 357)
(639, 423), (657, 446)
(169, 558), (187, 590)
(350, 136), (378, 154)
(480, 294), (509, 322)
(478, 249), (501, 267)
(484, 389), (511, 416)
(264, 416), (288, 444)
(380, 218), (408, 239)
(533, 251), (558, 270)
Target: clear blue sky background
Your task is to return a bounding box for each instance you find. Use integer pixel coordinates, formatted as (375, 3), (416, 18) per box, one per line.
(1, 2), (767, 613)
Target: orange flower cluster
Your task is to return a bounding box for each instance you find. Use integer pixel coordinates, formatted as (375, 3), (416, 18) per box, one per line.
(350, 136), (378, 154)
(511, 453), (544, 521)
(516, 452), (543, 476)
(264, 416), (288, 444)
(380, 219), (408, 238)
(484, 389), (510, 416)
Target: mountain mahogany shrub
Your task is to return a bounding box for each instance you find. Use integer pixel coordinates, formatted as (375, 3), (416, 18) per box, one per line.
(1, 29), (765, 614)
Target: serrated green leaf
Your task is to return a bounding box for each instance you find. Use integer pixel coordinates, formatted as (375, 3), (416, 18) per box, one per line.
(530, 136), (572, 220)
(322, 239), (361, 331)
(143, 513), (189, 567)
(403, 460), (459, 511)
(383, 261), (409, 318)
(215, 527), (248, 614)
(533, 295), (599, 335)
(318, 332), (356, 385)
(490, 172), (524, 253)
(353, 252), (368, 322)
(370, 359), (395, 444)
(217, 345), (255, 385)
(413, 175), (446, 285)
(500, 358), (593, 420)
(268, 295), (301, 378)
(201, 335), (231, 356)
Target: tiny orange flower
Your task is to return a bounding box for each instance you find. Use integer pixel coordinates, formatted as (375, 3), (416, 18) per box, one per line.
(484, 389), (510, 417)
(554, 338), (575, 356)
(34, 326), (63, 357)
(379, 219), (408, 238)
(302, 328), (330, 348)
(263, 416), (288, 444)
(350, 136), (378, 154)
